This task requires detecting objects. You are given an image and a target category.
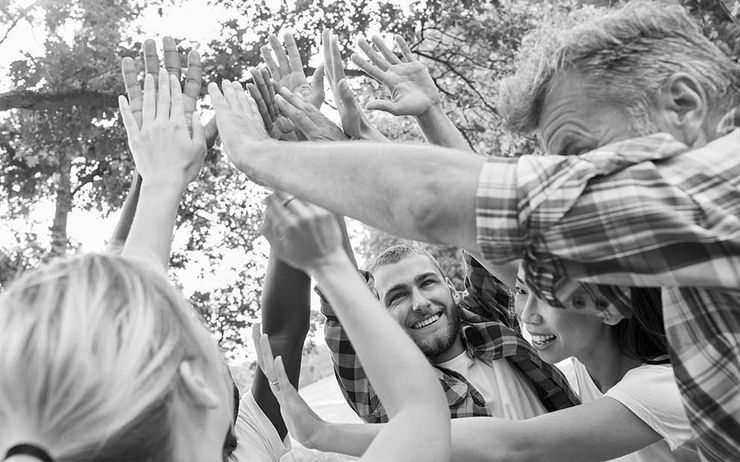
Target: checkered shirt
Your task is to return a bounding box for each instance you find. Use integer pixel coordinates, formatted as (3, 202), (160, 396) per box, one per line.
(476, 113), (740, 461)
(321, 254), (579, 423)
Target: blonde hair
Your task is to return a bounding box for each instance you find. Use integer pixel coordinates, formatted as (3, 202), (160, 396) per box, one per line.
(0, 253), (230, 461)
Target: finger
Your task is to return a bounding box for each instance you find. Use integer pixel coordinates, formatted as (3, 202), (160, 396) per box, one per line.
(191, 111), (205, 145)
(322, 29), (333, 84)
(207, 81), (230, 113)
(357, 38), (389, 71)
(142, 73), (156, 125)
(394, 35), (416, 62)
(221, 79), (240, 114)
(269, 34), (291, 76)
(118, 95), (139, 135)
(264, 191), (294, 229)
(156, 68), (171, 121)
(204, 116), (218, 149)
(162, 36), (181, 78)
(351, 53), (384, 82)
(183, 49), (203, 119)
(365, 98), (400, 115)
(259, 333), (278, 383)
(283, 32), (304, 73)
(142, 38), (160, 87)
(121, 57), (143, 129)
(261, 68), (278, 119)
(275, 95), (315, 137)
(250, 68), (276, 120)
(248, 83), (273, 132)
(310, 63), (325, 108)
(273, 355), (292, 395)
(234, 81), (253, 118)
(169, 74), (186, 125)
(330, 36), (346, 81)
(371, 35), (401, 64)
(336, 78), (363, 119)
(260, 45), (281, 80)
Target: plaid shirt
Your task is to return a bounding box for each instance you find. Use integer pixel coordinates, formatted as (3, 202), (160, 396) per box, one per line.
(321, 253), (579, 423)
(476, 112), (740, 462)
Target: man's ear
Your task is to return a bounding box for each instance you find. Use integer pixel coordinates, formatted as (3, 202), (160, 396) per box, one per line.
(655, 72), (708, 146)
(179, 360), (220, 410)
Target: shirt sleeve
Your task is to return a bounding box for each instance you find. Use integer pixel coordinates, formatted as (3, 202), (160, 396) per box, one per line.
(460, 251), (517, 328)
(476, 131), (740, 312)
(605, 365), (694, 451)
(233, 392), (290, 462)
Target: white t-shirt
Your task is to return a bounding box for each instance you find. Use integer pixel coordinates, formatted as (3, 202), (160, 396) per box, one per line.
(233, 392), (290, 462)
(437, 351), (548, 419)
(558, 358), (699, 462)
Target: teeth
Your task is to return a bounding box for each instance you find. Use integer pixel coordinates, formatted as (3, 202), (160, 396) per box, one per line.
(412, 313), (441, 329)
(531, 334), (556, 345)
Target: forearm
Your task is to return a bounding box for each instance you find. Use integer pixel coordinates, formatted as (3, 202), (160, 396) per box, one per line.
(122, 182), (184, 271)
(310, 254), (444, 415)
(108, 172), (142, 253)
(253, 250), (311, 438)
(415, 104), (471, 151)
(239, 140), (483, 252)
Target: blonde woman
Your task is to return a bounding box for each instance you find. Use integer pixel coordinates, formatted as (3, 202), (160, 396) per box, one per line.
(0, 253), (236, 461)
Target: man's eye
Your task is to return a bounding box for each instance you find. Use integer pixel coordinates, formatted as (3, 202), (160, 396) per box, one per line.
(421, 279), (435, 287)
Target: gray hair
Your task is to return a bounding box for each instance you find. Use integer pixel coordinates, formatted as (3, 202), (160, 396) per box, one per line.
(498, 0), (740, 135)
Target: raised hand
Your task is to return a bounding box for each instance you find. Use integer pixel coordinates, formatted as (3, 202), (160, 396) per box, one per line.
(273, 83), (347, 142)
(252, 324), (329, 449)
(247, 67), (299, 141)
(260, 192), (344, 273)
(208, 80), (272, 168)
(119, 68), (206, 188)
(261, 32), (325, 109)
(351, 35), (441, 117)
(121, 37), (217, 148)
(322, 30), (386, 142)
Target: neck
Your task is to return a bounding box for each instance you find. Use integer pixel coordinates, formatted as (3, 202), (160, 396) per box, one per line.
(576, 330), (638, 393)
(431, 333), (465, 364)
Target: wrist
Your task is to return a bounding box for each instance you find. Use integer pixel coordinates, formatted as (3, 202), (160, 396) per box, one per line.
(307, 250), (353, 279)
(139, 178), (188, 195)
(415, 102), (443, 123)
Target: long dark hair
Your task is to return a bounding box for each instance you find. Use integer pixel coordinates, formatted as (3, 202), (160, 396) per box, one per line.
(613, 287), (670, 364)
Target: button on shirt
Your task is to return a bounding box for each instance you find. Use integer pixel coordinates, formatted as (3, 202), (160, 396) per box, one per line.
(475, 113), (740, 462)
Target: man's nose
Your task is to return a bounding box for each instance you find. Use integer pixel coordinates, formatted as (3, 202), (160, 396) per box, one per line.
(410, 288), (432, 312)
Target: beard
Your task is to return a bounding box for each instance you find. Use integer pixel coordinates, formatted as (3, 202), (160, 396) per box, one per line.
(414, 303), (462, 359)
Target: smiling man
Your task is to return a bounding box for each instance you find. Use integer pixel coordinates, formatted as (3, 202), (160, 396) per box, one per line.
(321, 246), (579, 423)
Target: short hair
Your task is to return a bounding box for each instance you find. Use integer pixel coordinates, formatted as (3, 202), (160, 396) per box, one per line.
(498, 0), (740, 135)
(0, 253), (231, 460)
(368, 244), (447, 279)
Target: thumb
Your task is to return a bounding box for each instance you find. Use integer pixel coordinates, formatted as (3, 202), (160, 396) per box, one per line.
(311, 64), (325, 108)
(365, 99), (400, 115)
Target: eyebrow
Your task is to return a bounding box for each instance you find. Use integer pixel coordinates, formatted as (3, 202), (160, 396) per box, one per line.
(382, 272), (440, 304)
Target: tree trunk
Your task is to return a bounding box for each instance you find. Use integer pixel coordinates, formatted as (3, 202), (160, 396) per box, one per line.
(49, 148), (72, 257)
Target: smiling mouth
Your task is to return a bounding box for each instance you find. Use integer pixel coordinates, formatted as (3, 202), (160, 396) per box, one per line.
(411, 313), (442, 330)
(530, 334), (557, 348)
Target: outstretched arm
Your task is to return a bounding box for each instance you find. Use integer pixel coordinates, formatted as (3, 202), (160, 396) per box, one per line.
(110, 38), (214, 253)
(209, 79), (482, 254)
(352, 35), (469, 150)
(274, 393), (661, 462)
(258, 194), (450, 462)
(251, 244), (310, 439)
(119, 68), (206, 270)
